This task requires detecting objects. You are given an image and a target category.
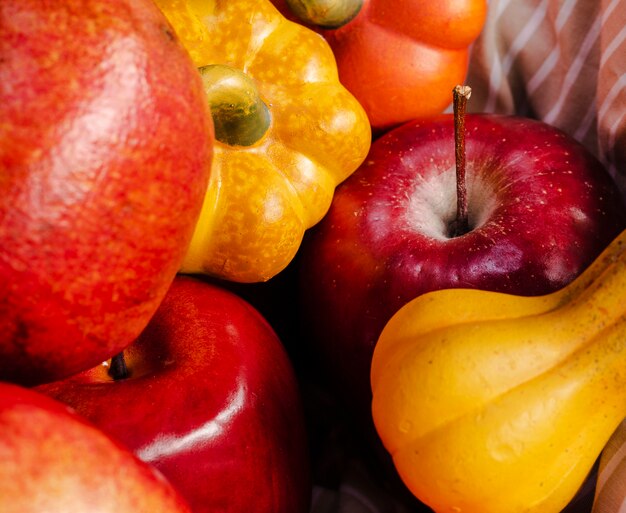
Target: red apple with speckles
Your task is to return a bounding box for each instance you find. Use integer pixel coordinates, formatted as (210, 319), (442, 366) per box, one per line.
(299, 113), (626, 424)
(37, 275), (311, 513)
(0, 382), (192, 513)
(0, 0), (214, 385)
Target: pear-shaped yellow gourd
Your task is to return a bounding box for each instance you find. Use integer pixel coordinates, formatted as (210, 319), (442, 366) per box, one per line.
(371, 229), (626, 513)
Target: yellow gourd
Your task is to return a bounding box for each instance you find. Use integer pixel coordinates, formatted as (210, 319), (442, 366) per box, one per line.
(153, 0), (371, 283)
(370, 229), (626, 513)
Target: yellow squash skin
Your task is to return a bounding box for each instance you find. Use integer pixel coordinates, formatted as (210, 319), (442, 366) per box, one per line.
(154, 0), (371, 282)
(371, 229), (626, 513)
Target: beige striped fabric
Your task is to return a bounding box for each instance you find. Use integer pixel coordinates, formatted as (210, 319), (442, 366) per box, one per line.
(593, 420), (626, 513)
(465, 0), (626, 198)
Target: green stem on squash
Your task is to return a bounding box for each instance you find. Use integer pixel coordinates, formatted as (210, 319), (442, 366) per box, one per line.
(452, 84), (472, 237)
(108, 352), (129, 380)
(285, 0), (363, 28)
(199, 64), (270, 147)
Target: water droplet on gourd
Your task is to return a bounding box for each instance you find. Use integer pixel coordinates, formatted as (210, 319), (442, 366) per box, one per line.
(399, 419), (412, 433)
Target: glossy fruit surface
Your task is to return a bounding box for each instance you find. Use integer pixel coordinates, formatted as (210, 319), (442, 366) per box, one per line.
(299, 113), (626, 423)
(0, 0), (214, 385)
(38, 275), (311, 513)
(0, 382), (192, 513)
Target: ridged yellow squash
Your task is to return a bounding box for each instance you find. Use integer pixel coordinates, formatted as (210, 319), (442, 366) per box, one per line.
(153, 0), (370, 283)
(371, 229), (626, 513)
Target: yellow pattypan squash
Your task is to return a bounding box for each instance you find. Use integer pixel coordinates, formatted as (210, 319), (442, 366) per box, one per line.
(371, 229), (626, 513)
(154, 0), (371, 282)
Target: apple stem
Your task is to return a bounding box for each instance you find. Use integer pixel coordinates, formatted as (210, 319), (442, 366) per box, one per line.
(108, 352), (129, 380)
(452, 85), (472, 237)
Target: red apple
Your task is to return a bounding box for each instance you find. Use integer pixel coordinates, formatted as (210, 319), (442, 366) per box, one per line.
(0, 0), (214, 385)
(37, 275), (311, 513)
(0, 382), (192, 513)
(298, 113), (626, 423)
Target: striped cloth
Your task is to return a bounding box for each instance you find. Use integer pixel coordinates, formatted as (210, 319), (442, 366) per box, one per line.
(593, 421), (626, 513)
(465, 0), (626, 199)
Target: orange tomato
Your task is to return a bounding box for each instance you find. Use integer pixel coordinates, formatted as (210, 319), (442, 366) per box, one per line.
(274, 0), (488, 131)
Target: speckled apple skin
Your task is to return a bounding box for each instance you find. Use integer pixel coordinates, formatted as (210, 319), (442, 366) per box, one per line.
(299, 113), (626, 422)
(37, 276), (311, 513)
(0, 0), (214, 385)
(0, 383), (192, 513)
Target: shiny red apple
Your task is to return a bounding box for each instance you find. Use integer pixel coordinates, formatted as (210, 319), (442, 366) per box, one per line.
(0, 382), (192, 513)
(0, 0), (214, 385)
(37, 275), (311, 513)
(298, 113), (626, 423)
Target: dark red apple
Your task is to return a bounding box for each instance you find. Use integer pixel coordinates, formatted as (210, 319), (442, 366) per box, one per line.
(298, 113), (626, 423)
(0, 382), (192, 513)
(0, 0), (214, 385)
(37, 275), (311, 513)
